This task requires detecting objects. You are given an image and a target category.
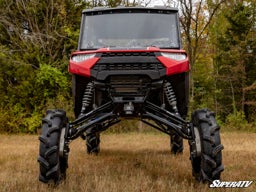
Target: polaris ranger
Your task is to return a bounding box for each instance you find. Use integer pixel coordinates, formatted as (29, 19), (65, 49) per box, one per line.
(38, 6), (224, 184)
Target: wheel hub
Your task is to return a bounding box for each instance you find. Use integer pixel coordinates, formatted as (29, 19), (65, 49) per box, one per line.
(193, 127), (201, 157)
(59, 127), (66, 158)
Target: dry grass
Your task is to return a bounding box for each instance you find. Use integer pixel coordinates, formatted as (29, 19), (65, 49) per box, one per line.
(0, 131), (255, 192)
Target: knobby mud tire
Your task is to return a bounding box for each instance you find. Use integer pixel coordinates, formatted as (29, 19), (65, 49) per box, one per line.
(191, 109), (224, 183)
(170, 133), (183, 154)
(86, 127), (100, 154)
(38, 109), (68, 184)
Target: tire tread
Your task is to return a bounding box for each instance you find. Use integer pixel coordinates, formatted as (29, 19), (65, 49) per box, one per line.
(38, 110), (68, 185)
(190, 109), (224, 183)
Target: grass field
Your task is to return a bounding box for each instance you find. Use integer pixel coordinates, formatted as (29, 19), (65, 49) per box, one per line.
(0, 131), (255, 192)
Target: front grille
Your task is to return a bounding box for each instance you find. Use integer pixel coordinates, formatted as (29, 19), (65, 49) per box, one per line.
(91, 52), (166, 80)
(109, 76), (151, 95)
(92, 63), (164, 71)
(92, 52), (164, 71)
(101, 52), (155, 57)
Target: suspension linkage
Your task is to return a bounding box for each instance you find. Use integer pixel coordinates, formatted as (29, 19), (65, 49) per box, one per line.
(143, 101), (192, 139)
(144, 101), (187, 124)
(68, 112), (117, 140)
(70, 101), (113, 126)
(142, 112), (192, 140)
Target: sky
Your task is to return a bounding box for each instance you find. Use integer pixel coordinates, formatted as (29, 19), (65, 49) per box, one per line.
(142, 0), (178, 7)
(147, 0), (163, 6)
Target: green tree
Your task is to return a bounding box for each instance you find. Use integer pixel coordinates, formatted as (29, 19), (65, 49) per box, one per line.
(178, 0), (225, 111)
(0, 0), (87, 133)
(215, 1), (256, 122)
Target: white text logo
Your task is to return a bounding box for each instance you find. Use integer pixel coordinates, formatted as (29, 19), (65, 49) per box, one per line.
(209, 180), (253, 188)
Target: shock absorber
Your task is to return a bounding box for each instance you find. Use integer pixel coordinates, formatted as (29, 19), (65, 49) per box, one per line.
(80, 82), (94, 115)
(164, 81), (179, 115)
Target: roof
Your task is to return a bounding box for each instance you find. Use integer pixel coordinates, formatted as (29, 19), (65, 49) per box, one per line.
(83, 6), (178, 14)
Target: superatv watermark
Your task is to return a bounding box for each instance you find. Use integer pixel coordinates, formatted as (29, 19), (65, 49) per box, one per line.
(210, 180), (253, 188)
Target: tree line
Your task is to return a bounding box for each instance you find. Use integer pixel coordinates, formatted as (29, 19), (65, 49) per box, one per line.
(0, 0), (255, 133)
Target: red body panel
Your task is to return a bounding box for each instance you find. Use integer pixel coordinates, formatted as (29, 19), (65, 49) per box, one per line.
(69, 48), (190, 77)
(156, 56), (190, 76)
(69, 57), (99, 77)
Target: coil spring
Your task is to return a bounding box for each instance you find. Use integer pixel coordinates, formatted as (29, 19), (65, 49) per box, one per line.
(164, 81), (179, 114)
(80, 82), (94, 114)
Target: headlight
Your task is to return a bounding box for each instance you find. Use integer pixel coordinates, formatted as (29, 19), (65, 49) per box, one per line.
(71, 54), (96, 62)
(161, 52), (186, 61)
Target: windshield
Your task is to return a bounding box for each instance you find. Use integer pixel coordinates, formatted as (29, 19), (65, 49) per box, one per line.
(80, 12), (180, 49)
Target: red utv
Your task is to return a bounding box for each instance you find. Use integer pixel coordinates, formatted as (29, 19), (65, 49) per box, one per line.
(38, 6), (224, 185)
